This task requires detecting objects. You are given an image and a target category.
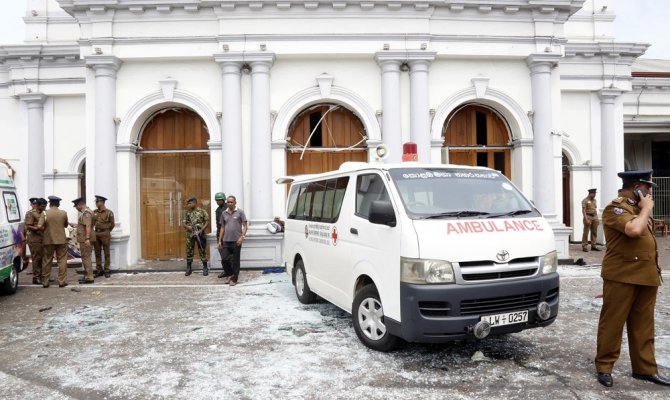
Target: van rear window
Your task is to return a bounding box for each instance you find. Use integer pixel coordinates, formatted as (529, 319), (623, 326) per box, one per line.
(287, 177), (349, 223)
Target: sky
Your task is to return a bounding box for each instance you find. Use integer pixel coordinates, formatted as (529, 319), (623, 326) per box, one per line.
(0, 1), (668, 59)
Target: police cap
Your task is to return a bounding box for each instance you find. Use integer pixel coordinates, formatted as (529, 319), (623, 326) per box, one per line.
(214, 192), (226, 201)
(47, 195), (61, 203)
(72, 196), (85, 205)
(587, 188), (597, 193)
(617, 169), (657, 188)
(94, 195), (107, 202)
(38, 198), (48, 206)
(29, 197), (38, 205)
(187, 196), (197, 203)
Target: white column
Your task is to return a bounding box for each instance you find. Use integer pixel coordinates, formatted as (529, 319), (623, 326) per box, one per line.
(87, 56), (122, 214)
(408, 54), (435, 162)
(599, 89), (623, 202)
(248, 53), (275, 225)
(214, 54), (244, 206)
(526, 54), (560, 219)
(374, 54), (402, 162)
(18, 93), (47, 197)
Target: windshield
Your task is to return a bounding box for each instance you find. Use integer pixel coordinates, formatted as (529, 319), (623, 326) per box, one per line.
(388, 168), (539, 220)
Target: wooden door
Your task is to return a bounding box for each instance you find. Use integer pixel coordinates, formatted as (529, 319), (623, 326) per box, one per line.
(139, 109), (210, 260)
(287, 104), (368, 176)
(444, 105), (512, 178)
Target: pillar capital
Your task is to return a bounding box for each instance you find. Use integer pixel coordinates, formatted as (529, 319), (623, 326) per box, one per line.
(18, 92), (47, 107)
(86, 55), (122, 78)
(598, 88), (623, 103)
(526, 53), (561, 74)
(245, 51), (276, 68)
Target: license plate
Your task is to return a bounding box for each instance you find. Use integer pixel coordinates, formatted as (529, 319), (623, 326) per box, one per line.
(481, 310), (528, 327)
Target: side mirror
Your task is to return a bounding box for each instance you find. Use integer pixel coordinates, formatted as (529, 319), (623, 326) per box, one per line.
(369, 200), (396, 227)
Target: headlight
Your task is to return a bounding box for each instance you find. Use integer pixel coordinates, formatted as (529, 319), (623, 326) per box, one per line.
(542, 251), (558, 275)
(401, 257), (455, 284)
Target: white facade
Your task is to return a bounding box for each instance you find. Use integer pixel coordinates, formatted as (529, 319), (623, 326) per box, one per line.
(0, 0), (655, 268)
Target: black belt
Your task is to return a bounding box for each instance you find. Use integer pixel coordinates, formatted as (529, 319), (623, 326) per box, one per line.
(95, 228), (110, 232)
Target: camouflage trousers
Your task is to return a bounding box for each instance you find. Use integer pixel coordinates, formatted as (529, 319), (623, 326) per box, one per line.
(186, 235), (207, 263)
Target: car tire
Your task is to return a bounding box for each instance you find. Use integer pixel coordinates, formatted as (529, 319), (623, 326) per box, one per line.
(1, 262), (19, 295)
(352, 284), (400, 352)
(294, 259), (316, 304)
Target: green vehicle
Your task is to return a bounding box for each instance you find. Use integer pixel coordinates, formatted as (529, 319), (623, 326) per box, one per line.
(0, 164), (26, 295)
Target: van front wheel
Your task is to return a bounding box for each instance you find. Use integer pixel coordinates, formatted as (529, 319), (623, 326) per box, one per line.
(352, 285), (400, 352)
(1, 264), (19, 295)
(294, 260), (316, 304)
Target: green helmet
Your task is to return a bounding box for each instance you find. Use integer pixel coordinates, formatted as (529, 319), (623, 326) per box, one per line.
(215, 192), (226, 201)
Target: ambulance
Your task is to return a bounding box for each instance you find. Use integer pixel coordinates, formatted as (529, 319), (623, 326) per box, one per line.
(0, 163), (26, 295)
(281, 162), (559, 351)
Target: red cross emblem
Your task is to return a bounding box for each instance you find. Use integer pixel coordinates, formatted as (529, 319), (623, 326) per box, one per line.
(331, 226), (338, 246)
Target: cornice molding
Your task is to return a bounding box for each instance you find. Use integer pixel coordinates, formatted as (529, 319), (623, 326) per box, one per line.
(0, 44), (81, 63)
(563, 42), (649, 59)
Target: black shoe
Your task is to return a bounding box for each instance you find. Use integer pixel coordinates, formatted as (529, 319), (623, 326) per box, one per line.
(58, 283), (69, 288)
(104, 272), (111, 278)
(94, 271), (104, 278)
(42, 284), (49, 288)
(203, 269), (209, 276)
(185, 264), (192, 277)
(582, 248), (589, 252)
(218, 272), (229, 279)
(78, 279), (95, 284)
(632, 373), (670, 386)
(597, 373), (613, 387)
(591, 247), (601, 252)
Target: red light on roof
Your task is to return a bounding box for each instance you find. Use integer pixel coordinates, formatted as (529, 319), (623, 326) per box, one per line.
(402, 142), (418, 161)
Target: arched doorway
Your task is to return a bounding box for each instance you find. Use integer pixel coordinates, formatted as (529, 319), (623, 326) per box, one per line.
(442, 104), (512, 178)
(286, 104), (368, 176)
(139, 108), (211, 260)
(562, 152), (571, 227)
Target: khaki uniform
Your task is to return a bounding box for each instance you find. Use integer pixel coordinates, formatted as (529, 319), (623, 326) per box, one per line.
(40, 206), (69, 286)
(93, 207), (114, 273)
(581, 196), (599, 249)
(595, 196), (661, 375)
(76, 207), (96, 281)
(24, 209), (45, 282)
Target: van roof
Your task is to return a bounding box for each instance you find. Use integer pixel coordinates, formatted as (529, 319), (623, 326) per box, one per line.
(278, 162), (497, 184)
(0, 164), (14, 188)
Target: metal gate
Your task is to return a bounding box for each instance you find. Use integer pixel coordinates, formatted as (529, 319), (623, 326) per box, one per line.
(653, 177), (669, 223)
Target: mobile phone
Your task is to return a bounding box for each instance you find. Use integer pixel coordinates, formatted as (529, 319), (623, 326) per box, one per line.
(635, 188), (648, 201)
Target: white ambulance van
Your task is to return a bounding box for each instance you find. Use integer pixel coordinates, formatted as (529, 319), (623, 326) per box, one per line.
(0, 163), (26, 295)
(282, 162), (559, 351)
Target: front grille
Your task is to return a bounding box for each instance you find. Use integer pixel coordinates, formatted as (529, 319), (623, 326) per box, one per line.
(460, 292), (540, 316)
(418, 301), (452, 317)
(459, 257), (537, 268)
(462, 269), (537, 281)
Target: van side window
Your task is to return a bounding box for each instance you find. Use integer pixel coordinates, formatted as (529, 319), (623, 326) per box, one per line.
(287, 177), (349, 223)
(355, 174), (389, 219)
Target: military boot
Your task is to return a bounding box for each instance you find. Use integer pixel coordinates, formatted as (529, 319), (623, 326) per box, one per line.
(202, 261), (209, 276)
(185, 262), (192, 277)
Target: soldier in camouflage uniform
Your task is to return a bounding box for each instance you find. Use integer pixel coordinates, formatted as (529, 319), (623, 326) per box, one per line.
(183, 196), (210, 276)
(24, 198), (45, 284)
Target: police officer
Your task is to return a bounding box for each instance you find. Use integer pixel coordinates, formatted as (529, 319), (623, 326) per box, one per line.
(24, 198), (45, 284)
(182, 196), (209, 276)
(595, 170), (670, 387)
(39, 196), (69, 288)
(214, 192), (227, 276)
(71, 197), (96, 284)
(581, 188), (601, 252)
(93, 195), (115, 278)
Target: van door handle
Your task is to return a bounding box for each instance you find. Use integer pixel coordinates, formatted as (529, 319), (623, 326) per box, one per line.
(350, 228), (358, 235)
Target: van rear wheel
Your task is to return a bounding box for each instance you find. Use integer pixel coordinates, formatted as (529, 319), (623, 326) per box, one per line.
(294, 259), (316, 304)
(352, 285), (400, 352)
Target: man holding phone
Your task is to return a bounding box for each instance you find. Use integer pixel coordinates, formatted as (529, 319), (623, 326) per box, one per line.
(594, 169), (669, 387)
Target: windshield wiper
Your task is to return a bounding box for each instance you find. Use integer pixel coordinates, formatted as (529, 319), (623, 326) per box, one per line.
(487, 209), (533, 218)
(423, 211), (490, 219)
